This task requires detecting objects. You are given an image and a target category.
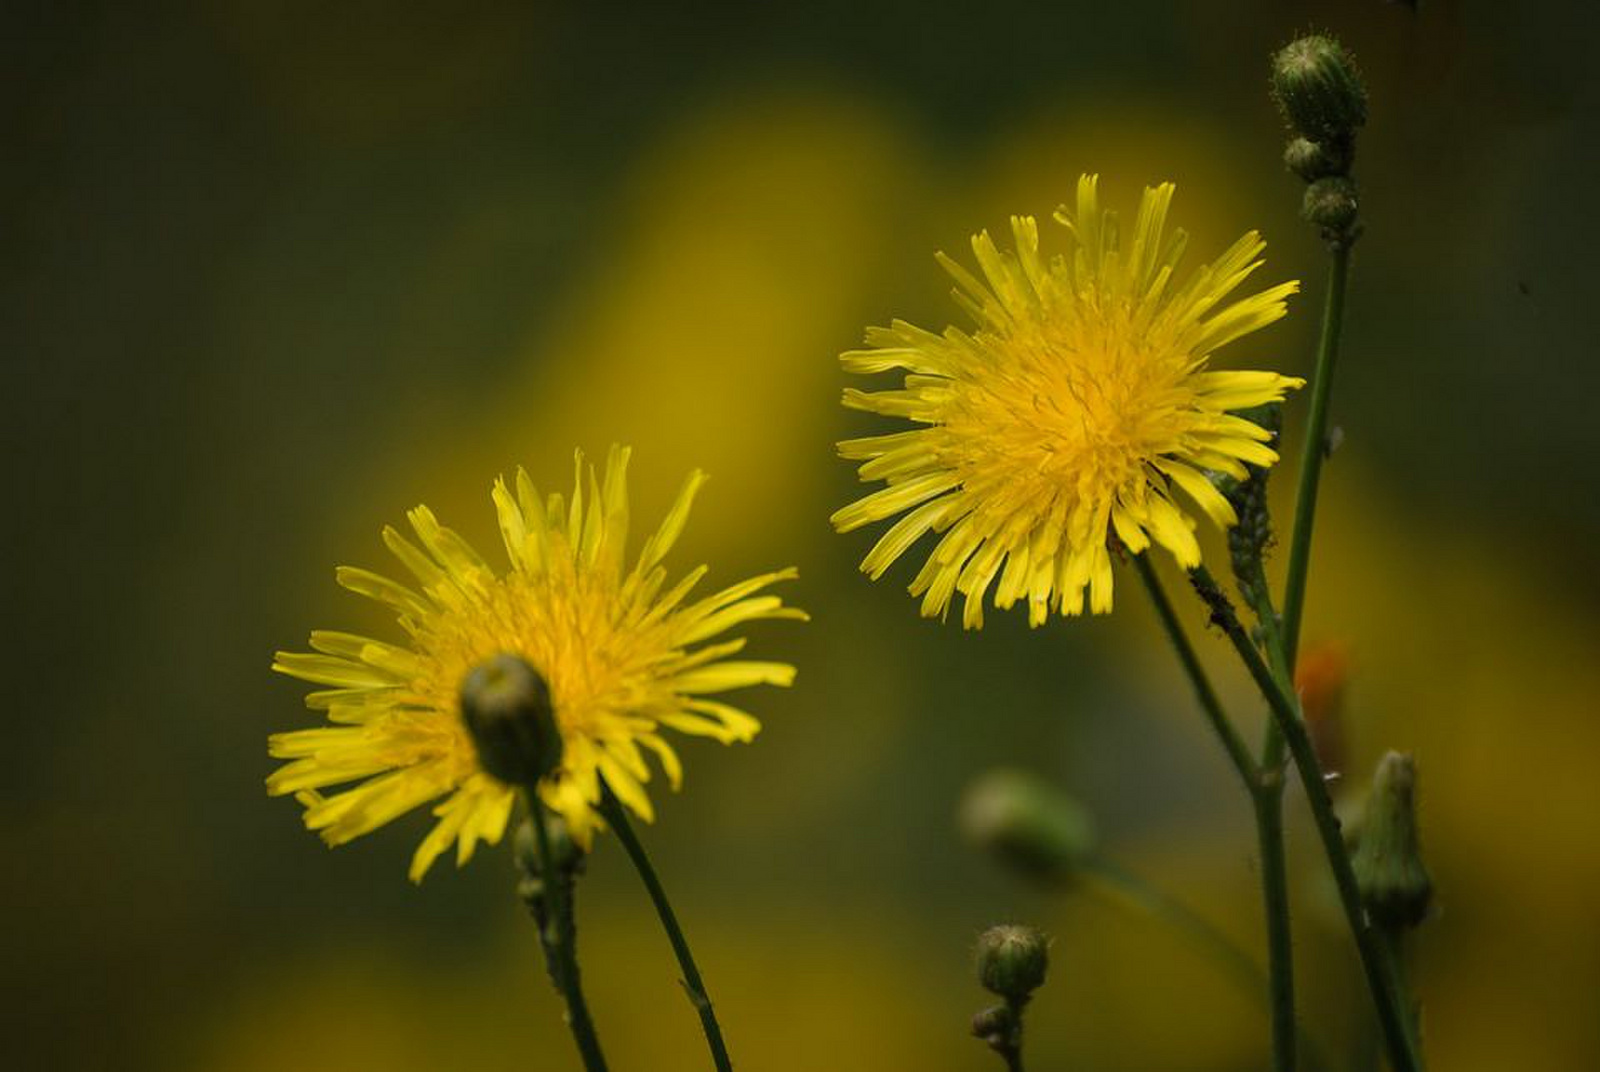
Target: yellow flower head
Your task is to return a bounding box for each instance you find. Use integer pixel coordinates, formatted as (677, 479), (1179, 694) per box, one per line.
(832, 175), (1303, 629)
(269, 447), (806, 881)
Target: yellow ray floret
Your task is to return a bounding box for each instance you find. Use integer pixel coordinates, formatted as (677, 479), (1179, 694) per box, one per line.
(269, 447), (806, 881)
(832, 175), (1303, 629)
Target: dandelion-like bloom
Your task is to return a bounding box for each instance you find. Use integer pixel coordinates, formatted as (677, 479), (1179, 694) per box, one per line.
(832, 175), (1303, 628)
(269, 447), (805, 881)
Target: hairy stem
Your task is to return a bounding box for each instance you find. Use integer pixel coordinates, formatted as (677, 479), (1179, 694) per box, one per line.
(528, 794), (608, 1072)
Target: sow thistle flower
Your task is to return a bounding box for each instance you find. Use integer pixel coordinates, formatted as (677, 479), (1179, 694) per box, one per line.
(833, 175), (1303, 628)
(269, 447), (805, 882)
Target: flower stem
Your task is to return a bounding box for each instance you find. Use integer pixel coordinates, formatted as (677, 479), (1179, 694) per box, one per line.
(1253, 783), (1297, 1072)
(1085, 854), (1329, 1072)
(599, 792), (734, 1072)
(1188, 566), (1421, 1072)
(1281, 243), (1352, 666)
(1131, 552), (1297, 1072)
(1000, 1002), (1026, 1072)
(1084, 856), (1262, 1003)
(528, 793), (609, 1072)
(1131, 553), (1257, 787)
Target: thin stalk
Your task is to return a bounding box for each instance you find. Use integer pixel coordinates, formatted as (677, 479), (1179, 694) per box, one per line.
(1084, 857), (1263, 1004)
(1378, 927), (1426, 1069)
(1083, 857), (1329, 1072)
(1240, 555), (1297, 1071)
(1281, 244), (1352, 666)
(599, 793), (734, 1072)
(1000, 1002), (1026, 1072)
(1253, 786), (1297, 1072)
(1131, 553), (1257, 787)
(528, 794), (608, 1072)
(1190, 566), (1421, 1072)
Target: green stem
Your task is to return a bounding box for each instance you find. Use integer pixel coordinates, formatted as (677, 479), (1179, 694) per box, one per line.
(1131, 552), (1297, 1072)
(600, 792), (734, 1072)
(1281, 244), (1352, 666)
(1131, 553), (1257, 787)
(1379, 926), (1426, 1069)
(1084, 857), (1328, 1072)
(528, 794), (608, 1072)
(1001, 1000), (1026, 1072)
(1085, 857), (1262, 1003)
(1253, 785), (1297, 1072)
(1189, 566), (1421, 1072)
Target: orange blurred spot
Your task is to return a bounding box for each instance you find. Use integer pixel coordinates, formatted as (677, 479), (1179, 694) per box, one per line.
(1296, 640), (1351, 776)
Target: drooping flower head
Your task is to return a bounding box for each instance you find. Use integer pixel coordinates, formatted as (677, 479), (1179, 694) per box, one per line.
(832, 175), (1302, 628)
(270, 447), (805, 881)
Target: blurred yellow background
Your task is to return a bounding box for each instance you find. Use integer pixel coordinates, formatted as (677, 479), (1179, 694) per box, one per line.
(7, 1), (1598, 1069)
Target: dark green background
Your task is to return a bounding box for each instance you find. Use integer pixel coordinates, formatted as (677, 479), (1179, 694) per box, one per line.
(6, 2), (1598, 1069)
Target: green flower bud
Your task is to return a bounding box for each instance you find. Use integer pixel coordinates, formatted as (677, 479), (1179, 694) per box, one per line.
(1284, 136), (1350, 183)
(975, 924), (1050, 1000)
(1352, 752), (1433, 928)
(1302, 177), (1360, 234)
(960, 769), (1096, 883)
(1271, 34), (1368, 143)
(460, 653), (563, 787)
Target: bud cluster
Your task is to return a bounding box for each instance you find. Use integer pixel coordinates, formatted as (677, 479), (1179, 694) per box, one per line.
(970, 924), (1050, 1065)
(1270, 34), (1367, 244)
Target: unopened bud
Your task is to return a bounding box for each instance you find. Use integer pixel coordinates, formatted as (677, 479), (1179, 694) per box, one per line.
(1271, 35), (1368, 143)
(975, 924), (1050, 1000)
(1352, 752), (1433, 928)
(1302, 177), (1360, 234)
(970, 1004), (1016, 1051)
(514, 811), (585, 909)
(960, 770), (1096, 883)
(1284, 136), (1350, 182)
(460, 653), (563, 787)
(514, 812), (583, 877)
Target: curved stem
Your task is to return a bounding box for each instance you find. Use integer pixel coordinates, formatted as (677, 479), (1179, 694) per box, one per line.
(1131, 553), (1257, 787)
(528, 794), (609, 1072)
(1084, 858), (1330, 1072)
(1281, 244), (1352, 666)
(1085, 857), (1262, 1001)
(599, 792), (734, 1072)
(1189, 566), (1421, 1072)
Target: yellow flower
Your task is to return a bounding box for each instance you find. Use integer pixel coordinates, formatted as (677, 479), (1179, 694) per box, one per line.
(832, 175), (1302, 628)
(269, 447), (806, 882)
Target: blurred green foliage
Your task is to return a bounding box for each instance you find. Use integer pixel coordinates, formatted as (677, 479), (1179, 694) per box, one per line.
(5, 2), (1598, 1069)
